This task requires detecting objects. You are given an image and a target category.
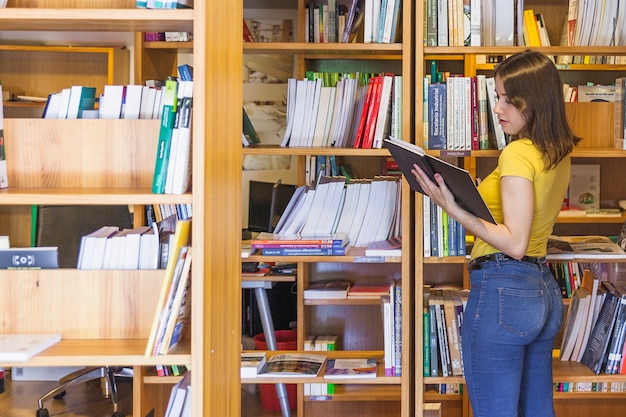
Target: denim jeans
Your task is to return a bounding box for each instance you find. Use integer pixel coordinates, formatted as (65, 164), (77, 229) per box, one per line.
(462, 257), (564, 417)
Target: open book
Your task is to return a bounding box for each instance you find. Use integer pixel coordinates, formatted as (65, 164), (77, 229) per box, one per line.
(384, 137), (496, 224)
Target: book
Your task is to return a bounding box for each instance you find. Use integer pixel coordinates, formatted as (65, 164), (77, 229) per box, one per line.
(158, 247), (193, 355)
(252, 232), (349, 248)
(145, 219), (191, 356)
(485, 77), (507, 149)
(0, 247), (59, 269)
(572, 270), (601, 362)
(164, 370), (191, 417)
(152, 79), (179, 194)
(241, 352), (267, 378)
(65, 86), (96, 119)
(560, 236), (626, 260)
(581, 282), (621, 374)
(304, 279), (351, 299)
(606, 289), (626, 374)
(384, 137), (496, 224)
(0, 84), (6, 189)
(569, 164), (600, 210)
(365, 237), (402, 257)
(261, 247), (346, 256)
(323, 358), (377, 379)
(347, 281), (391, 298)
(259, 353), (326, 377)
(76, 225), (120, 269)
(166, 80), (194, 194)
(0, 333), (61, 361)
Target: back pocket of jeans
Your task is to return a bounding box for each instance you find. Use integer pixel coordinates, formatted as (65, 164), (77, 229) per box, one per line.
(498, 287), (544, 337)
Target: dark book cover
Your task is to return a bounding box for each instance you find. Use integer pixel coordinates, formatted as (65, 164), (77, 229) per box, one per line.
(384, 137), (496, 224)
(581, 285), (620, 374)
(0, 247), (58, 269)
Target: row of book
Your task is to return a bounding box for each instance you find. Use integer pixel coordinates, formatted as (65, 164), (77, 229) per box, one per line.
(304, 335), (339, 395)
(423, 286), (466, 378)
(252, 175), (401, 253)
(424, 0), (524, 47)
(151, 77), (194, 195)
(424, 73), (504, 151)
(560, 0), (626, 64)
(136, 0), (193, 8)
(302, 278), (397, 300)
(305, 0), (401, 44)
(554, 381), (626, 393)
(77, 225), (158, 270)
(279, 72), (402, 149)
(144, 32), (193, 42)
(382, 280), (403, 377)
(148, 203), (193, 225)
(423, 195), (467, 258)
(560, 269), (626, 375)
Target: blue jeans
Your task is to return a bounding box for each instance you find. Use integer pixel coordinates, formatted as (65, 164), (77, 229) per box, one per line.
(462, 257), (563, 417)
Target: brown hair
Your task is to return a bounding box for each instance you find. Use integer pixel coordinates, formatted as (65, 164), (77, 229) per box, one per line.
(495, 50), (581, 170)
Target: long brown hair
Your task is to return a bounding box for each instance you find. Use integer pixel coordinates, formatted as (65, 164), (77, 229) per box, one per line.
(495, 50), (581, 170)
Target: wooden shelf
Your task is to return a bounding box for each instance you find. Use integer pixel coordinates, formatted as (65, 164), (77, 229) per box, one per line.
(241, 351), (400, 385)
(305, 384), (402, 401)
(243, 42), (404, 55)
(0, 188), (191, 205)
(0, 339), (191, 368)
(0, 8), (193, 32)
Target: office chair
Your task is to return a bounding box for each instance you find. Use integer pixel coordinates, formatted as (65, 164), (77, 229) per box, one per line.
(33, 205), (134, 417)
(36, 367), (128, 417)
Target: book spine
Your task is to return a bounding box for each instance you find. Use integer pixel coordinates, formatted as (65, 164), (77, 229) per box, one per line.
(428, 83), (447, 150)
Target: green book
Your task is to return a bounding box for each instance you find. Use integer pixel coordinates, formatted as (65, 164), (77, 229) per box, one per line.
(242, 107), (260, 145)
(152, 80), (179, 194)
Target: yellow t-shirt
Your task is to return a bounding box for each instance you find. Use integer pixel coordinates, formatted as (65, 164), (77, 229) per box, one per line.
(471, 139), (570, 259)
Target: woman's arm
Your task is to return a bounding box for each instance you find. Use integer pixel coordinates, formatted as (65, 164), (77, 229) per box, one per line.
(411, 164), (534, 259)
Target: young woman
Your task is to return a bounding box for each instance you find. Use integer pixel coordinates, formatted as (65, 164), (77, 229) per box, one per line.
(412, 50), (581, 416)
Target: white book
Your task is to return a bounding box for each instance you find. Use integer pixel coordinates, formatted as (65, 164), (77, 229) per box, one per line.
(304, 78), (323, 147)
(485, 77), (506, 150)
(335, 78), (358, 147)
(311, 86), (334, 147)
(354, 178), (388, 247)
(168, 80), (194, 195)
(122, 84), (143, 119)
(138, 85), (153, 119)
(77, 225), (119, 269)
(346, 181), (371, 245)
(334, 181), (361, 237)
(327, 79), (345, 146)
(288, 79), (309, 147)
(381, 0), (396, 43)
(321, 87), (337, 147)
(100, 85), (124, 119)
(300, 180), (332, 236)
(56, 87), (72, 119)
(42, 92), (62, 119)
(280, 78), (298, 147)
(0, 333), (61, 362)
(372, 178), (399, 242)
(437, 0), (449, 46)
(372, 75), (394, 149)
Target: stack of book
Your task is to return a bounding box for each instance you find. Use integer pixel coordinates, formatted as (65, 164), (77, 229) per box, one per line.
(251, 232), (349, 256)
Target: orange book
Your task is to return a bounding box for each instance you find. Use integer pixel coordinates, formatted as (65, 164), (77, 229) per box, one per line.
(353, 76), (376, 148)
(361, 76), (383, 149)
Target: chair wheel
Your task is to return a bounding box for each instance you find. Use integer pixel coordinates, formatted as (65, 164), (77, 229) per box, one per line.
(112, 412), (125, 417)
(53, 390), (66, 400)
(36, 409), (49, 417)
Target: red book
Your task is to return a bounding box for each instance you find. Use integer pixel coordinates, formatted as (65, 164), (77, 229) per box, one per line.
(470, 76), (479, 150)
(353, 77), (376, 148)
(243, 19), (255, 42)
(361, 76), (383, 149)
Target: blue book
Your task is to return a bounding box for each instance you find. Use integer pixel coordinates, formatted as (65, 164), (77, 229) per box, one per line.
(428, 83), (447, 150)
(261, 247), (346, 256)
